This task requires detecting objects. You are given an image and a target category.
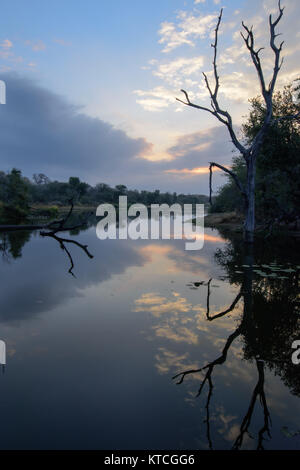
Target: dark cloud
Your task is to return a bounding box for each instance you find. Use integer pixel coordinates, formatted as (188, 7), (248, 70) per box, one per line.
(0, 73), (234, 193)
(0, 73), (151, 183)
(166, 126), (236, 169)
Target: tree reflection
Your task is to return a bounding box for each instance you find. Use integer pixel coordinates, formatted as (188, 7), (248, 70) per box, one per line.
(0, 202), (94, 275)
(233, 359), (271, 451)
(39, 203), (93, 276)
(173, 233), (299, 450)
(0, 230), (31, 260)
(215, 233), (300, 397)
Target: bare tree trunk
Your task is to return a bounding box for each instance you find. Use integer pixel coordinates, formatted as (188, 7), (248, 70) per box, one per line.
(244, 158), (256, 243)
(176, 2), (287, 245)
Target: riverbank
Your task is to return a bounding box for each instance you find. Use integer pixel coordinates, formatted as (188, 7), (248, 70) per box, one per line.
(200, 211), (300, 238)
(27, 204), (96, 220)
(202, 212), (244, 232)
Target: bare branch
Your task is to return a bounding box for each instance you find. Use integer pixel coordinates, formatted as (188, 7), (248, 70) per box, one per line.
(209, 162), (247, 204)
(240, 1), (285, 163)
(211, 9), (223, 99)
(40, 231), (93, 276)
(176, 9), (248, 158)
(268, 0), (285, 95)
(241, 23), (267, 99)
(176, 89), (215, 116)
(175, 3), (286, 242)
(172, 325), (242, 386)
(39, 202), (93, 275)
(207, 290), (243, 321)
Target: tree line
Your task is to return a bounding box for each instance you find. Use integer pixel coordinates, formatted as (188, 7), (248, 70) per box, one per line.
(0, 169), (208, 221)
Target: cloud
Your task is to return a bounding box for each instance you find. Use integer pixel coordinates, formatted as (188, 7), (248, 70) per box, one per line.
(0, 74), (234, 194)
(158, 11), (218, 53)
(1, 39), (13, 49)
(165, 126), (235, 169)
(138, 0), (300, 118)
(53, 38), (71, 46)
(0, 39), (14, 60)
(0, 73), (151, 183)
(134, 86), (177, 111)
(154, 348), (195, 376)
(0, 230), (149, 323)
(153, 56), (205, 86)
(136, 126), (235, 192)
(152, 126), (236, 191)
(158, 22), (194, 53)
(25, 40), (46, 51)
(0, 39), (26, 67)
(165, 166), (220, 175)
(0, 50), (12, 60)
(134, 55), (207, 111)
(217, 71), (260, 103)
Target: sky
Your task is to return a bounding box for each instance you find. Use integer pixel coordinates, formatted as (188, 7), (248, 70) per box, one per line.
(0, 0), (299, 194)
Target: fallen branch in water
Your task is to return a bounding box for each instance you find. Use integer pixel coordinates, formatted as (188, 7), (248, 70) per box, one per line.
(1, 200), (94, 276)
(39, 200), (94, 276)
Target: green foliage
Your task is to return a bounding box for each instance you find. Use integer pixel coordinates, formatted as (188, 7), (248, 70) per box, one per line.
(211, 82), (300, 223)
(214, 231), (300, 396)
(0, 230), (31, 259)
(210, 156), (246, 213)
(0, 170), (209, 220)
(0, 168), (30, 221)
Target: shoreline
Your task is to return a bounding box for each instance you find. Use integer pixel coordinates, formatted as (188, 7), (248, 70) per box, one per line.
(199, 212), (300, 238)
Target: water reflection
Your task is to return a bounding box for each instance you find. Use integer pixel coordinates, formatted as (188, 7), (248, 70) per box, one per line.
(0, 230), (31, 260)
(1, 205), (95, 275)
(0, 225), (148, 323)
(0, 218), (299, 450)
(170, 236), (300, 450)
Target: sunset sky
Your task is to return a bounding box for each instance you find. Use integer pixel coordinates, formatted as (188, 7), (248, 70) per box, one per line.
(0, 0), (299, 194)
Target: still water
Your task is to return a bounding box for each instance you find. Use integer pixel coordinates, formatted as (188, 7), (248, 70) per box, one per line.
(0, 222), (299, 450)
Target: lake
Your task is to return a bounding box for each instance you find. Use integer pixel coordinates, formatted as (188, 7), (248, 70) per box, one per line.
(0, 221), (299, 450)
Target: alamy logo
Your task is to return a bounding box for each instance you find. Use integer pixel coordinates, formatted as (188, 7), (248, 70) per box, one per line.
(0, 80), (6, 104)
(292, 340), (300, 365)
(96, 196), (204, 251)
(292, 79), (300, 105)
(0, 340), (6, 367)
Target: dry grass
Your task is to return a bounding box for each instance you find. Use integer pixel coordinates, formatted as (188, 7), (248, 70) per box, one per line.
(204, 212), (244, 227)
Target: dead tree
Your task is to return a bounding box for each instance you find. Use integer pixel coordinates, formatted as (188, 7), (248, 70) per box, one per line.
(177, 1), (289, 243)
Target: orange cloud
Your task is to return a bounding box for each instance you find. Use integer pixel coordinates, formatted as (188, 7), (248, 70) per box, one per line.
(165, 165), (228, 176)
(204, 233), (224, 243)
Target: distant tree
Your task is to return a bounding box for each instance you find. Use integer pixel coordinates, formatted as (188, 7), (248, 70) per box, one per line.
(1, 168), (30, 220)
(33, 173), (50, 185)
(68, 177), (89, 202)
(115, 184), (128, 195)
(1, 169), (209, 212)
(0, 171), (8, 203)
